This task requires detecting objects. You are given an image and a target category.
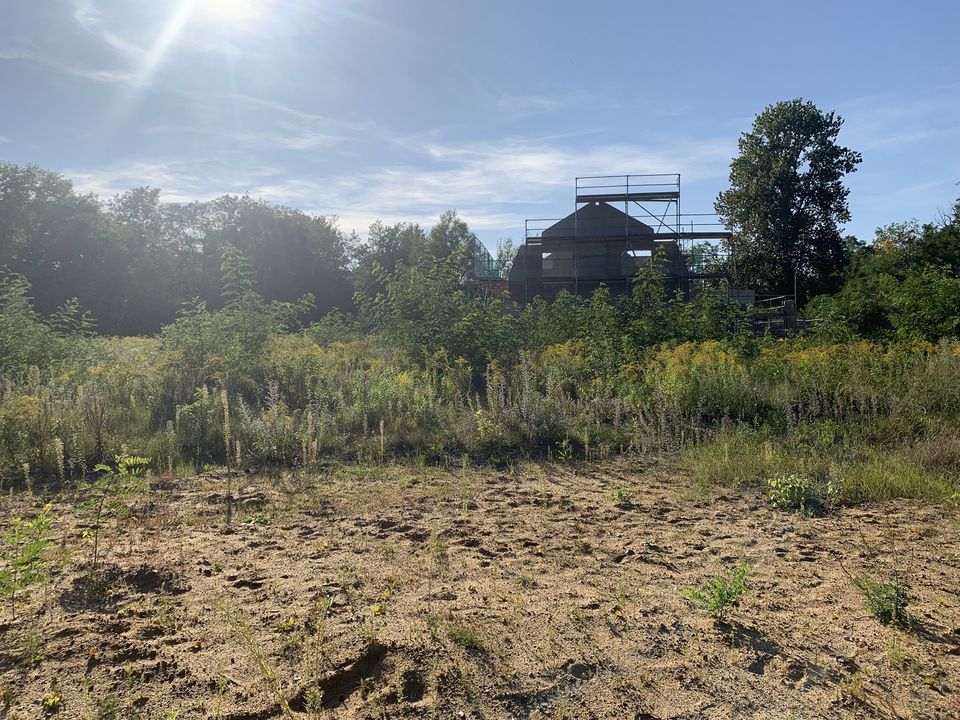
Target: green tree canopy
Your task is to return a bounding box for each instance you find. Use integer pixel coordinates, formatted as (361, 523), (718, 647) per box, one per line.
(0, 163), (354, 335)
(806, 200), (960, 341)
(351, 221), (429, 298)
(424, 210), (475, 266)
(715, 99), (862, 301)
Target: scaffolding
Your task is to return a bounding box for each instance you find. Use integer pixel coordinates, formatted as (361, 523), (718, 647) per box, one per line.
(467, 236), (500, 280)
(512, 174), (733, 304)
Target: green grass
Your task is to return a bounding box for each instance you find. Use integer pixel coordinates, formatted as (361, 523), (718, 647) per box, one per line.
(447, 623), (484, 652)
(839, 452), (957, 504)
(686, 426), (959, 505)
(684, 428), (796, 490)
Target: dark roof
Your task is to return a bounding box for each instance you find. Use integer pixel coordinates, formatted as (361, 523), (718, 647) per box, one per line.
(542, 201), (655, 240)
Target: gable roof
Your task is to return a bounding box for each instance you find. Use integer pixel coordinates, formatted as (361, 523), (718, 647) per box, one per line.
(542, 201), (655, 240)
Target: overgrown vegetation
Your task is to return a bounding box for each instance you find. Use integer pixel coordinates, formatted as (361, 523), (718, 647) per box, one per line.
(1, 100), (958, 511)
(1, 243), (959, 510)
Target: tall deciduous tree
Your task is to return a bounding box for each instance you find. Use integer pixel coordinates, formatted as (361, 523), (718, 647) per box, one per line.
(351, 220), (428, 304)
(715, 99), (862, 301)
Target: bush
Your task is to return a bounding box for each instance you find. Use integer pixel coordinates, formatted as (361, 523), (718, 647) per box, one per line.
(767, 473), (837, 516)
(0, 271), (93, 378)
(609, 486), (632, 507)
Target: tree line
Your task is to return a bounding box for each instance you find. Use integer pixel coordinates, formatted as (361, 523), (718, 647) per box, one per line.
(0, 166), (358, 335)
(0, 159), (520, 338)
(0, 99), (958, 485)
(1, 98), (958, 353)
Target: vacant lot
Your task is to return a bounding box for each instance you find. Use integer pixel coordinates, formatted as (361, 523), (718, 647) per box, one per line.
(1, 458), (958, 719)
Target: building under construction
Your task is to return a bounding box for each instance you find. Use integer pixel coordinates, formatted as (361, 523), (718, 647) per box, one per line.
(507, 174), (748, 304)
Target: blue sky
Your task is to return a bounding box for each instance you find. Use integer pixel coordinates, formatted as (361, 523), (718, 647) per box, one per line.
(1, 0), (958, 251)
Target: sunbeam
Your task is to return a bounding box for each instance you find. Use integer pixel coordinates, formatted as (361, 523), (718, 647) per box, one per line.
(194, 0), (266, 25)
(135, 0), (195, 88)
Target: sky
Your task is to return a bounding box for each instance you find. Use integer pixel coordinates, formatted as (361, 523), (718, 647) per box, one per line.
(1, 0), (958, 251)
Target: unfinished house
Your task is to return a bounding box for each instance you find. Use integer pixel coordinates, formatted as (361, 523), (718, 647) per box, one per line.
(508, 175), (743, 304)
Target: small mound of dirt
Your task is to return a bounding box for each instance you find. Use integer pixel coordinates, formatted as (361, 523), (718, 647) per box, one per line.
(59, 565), (125, 610)
(126, 565), (188, 594)
(290, 642), (391, 711)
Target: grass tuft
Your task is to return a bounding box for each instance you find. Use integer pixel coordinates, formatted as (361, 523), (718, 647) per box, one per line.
(447, 623), (484, 653)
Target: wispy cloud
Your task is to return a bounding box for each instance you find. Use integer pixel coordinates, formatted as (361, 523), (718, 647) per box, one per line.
(71, 0), (145, 60)
(240, 126), (341, 151)
(63, 157), (283, 203)
(0, 136), (10, 144)
(323, 135), (733, 227)
(0, 1), (261, 89)
(850, 174), (960, 215)
(840, 88), (960, 151)
(230, 94), (333, 124)
(78, 0), (258, 56)
(65, 133), (735, 236)
(1, 2), (146, 87)
(837, 86), (960, 235)
(144, 91), (375, 150)
(496, 94), (562, 120)
(229, 93), (375, 133)
(0, 42), (139, 84)
(143, 122), (343, 151)
(237, 139), (730, 232)
(0, 47), (30, 61)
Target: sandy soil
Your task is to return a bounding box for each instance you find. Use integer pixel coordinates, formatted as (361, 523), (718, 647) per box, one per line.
(1, 458), (958, 719)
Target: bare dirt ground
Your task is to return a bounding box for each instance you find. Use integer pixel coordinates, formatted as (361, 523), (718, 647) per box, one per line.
(1, 458), (959, 719)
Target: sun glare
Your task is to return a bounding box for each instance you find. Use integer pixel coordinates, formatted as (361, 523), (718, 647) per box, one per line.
(195, 0), (265, 25)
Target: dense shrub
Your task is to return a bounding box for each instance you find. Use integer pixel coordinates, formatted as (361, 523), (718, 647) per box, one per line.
(1, 202), (958, 507)
(2, 312), (958, 507)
